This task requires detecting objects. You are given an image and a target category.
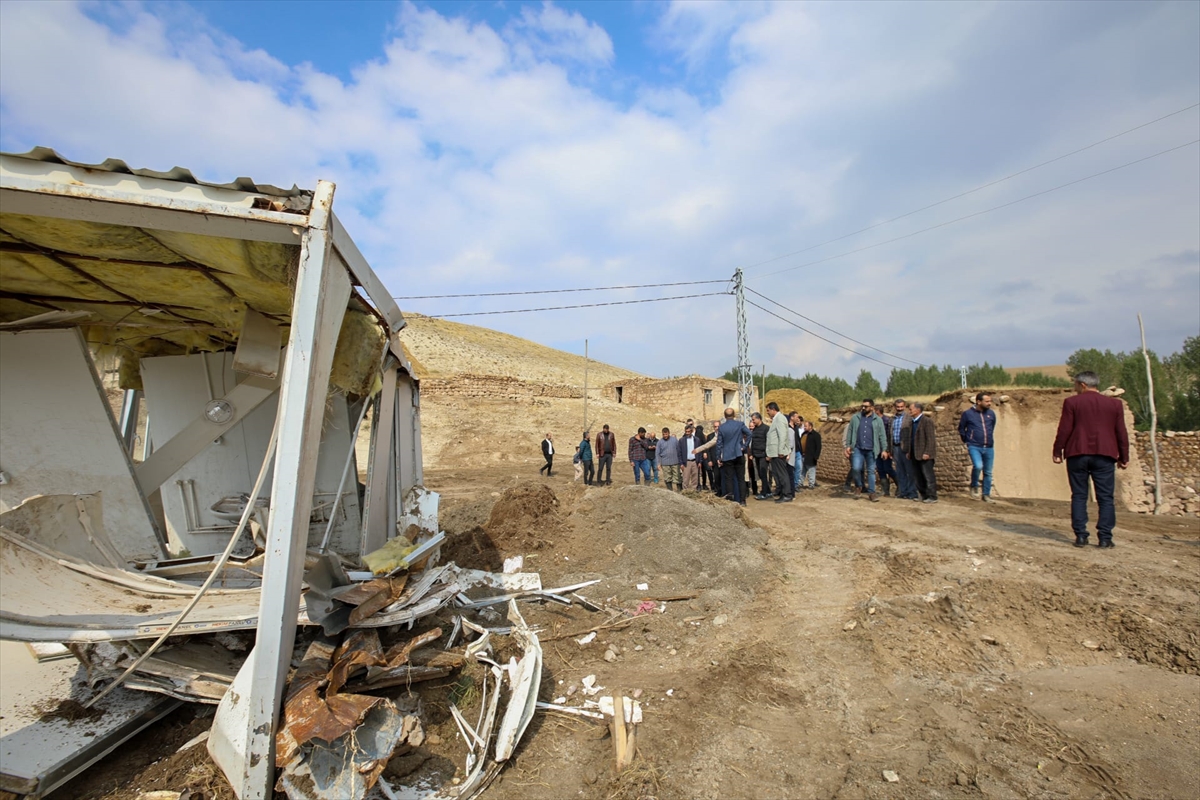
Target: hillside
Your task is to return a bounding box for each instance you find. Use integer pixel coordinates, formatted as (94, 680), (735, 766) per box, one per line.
(398, 313), (641, 386)
(1009, 364), (1071, 380)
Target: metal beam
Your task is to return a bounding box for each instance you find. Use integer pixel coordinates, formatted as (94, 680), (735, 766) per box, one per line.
(362, 360), (399, 555)
(133, 375), (279, 494)
(0, 186), (301, 246)
(330, 213), (405, 333)
(231, 180), (351, 798)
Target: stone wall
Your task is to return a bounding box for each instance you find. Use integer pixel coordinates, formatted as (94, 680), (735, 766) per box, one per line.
(1134, 430), (1200, 517)
(421, 374), (582, 400)
(814, 410), (970, 492)
(603, 375), (758, 422)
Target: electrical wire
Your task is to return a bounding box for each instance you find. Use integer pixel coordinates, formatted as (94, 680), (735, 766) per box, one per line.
(428, 291), (730, 318)
(744, 299), (910, 371)
(744, 287), (927, 367)
(397, 279), (729, 300)
(741, 102), (1200, 274)
(755, 138), (1200, 278)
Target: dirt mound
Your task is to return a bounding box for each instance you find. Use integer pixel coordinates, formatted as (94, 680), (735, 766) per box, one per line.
(484, 483), (562, 550)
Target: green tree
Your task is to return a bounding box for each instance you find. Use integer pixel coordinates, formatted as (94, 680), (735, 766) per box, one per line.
(1163, 336), (1200, 430)
(1065, 348), (1124, 388)
(1012, 371), (1071, 388)
(853, 369), (883, 401)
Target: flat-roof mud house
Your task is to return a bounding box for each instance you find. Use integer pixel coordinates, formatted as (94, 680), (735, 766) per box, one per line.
(603, 375), (758, 422)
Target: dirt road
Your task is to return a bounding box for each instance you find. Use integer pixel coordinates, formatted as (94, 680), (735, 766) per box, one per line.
(436, 464), (1199, 800)
(60, 462), (1199, 800)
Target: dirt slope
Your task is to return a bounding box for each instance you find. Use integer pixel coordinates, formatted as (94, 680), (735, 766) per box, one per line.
(398, 313), (641, 386)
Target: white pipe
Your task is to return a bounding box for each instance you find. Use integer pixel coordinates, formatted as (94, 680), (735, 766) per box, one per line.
(86, 420), (280, 708)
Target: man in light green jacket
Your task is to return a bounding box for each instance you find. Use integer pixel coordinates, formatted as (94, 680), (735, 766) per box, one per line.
(843, 399), (888, 501)
(765, 402), (794, 503)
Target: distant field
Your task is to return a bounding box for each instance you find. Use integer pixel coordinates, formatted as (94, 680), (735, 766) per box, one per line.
(1008, 364), (1070, 380)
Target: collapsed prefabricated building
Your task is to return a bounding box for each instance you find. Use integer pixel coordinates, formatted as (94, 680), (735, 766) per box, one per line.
(0, 149), (424, 797)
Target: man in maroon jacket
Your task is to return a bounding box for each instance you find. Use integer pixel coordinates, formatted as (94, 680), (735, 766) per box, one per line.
(1052, 371), (1129, 548)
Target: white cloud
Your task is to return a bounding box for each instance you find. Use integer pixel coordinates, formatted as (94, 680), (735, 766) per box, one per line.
(0, 0), (1196, 383)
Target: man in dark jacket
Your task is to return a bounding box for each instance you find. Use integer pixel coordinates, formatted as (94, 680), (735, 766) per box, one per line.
(959, 392), (998, 502)
(799, 420), (822, 489)
(539, 433), (554, 476)
(1053, 371), (1129, 548)
(905, 402), (938, 503)
(594, 425), (616, 486)
(714, 408), (751, 505)
(579, 431), (594, 486)
(629, 428), (651, 485)
(749, 412), (769, 498)
(888, 399), (917, 500)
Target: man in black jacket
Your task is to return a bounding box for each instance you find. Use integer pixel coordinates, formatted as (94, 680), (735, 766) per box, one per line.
(799, 420), (822, 489)
(539, 433), (555, 476)
(749, 412), (770, 499)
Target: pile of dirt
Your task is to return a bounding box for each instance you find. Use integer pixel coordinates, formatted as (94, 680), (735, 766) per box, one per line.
(762, 387), (821, 422)
(484, 483), (562, 550)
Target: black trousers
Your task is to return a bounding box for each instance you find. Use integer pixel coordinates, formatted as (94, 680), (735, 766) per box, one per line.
(770, 458), (793, 498)
(583, 459), (595, 485)
(1067, 454), (1116, 539)
(720, 457), (745, 503)
(540, 454), (554, 475)
(597, 454), (613, 483)
(753, 455), (769, 495)
(913, 457), (937, 500)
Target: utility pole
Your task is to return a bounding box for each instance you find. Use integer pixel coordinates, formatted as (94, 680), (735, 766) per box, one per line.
(583, 339), (589, 434)
(734, 269), (753, 421)
(960, 365), (968, 389)
(1138, 313), (1163, 514)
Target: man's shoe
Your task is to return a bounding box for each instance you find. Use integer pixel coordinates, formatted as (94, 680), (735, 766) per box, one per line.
(739, 501), (747, 507)
(1098, 539), (1115, 548)
(783, 495), (794, 503)
(981, 495), (994, 503)
(970, 486), (980, 498)
(754, 494), (770, 501)
(923, 498), (938, 504)
(774, 496), (786, 503)
(868, 493), (879, 502)
(1073, 535), (1089, 547)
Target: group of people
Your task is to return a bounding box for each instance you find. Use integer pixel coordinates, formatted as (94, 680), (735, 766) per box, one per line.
(539, 370), (1128, 547)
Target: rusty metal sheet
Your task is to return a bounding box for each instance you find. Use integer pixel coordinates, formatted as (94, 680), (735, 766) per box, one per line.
(347, 577), (408, 627)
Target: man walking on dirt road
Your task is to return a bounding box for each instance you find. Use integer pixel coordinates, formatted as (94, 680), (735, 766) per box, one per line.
(960, 392), (998, 502)
(844, 399), (888, 501)
(906, 402), (938, 503)
(540, 433), (555, 476)
(1053, 371), (1129, 548)
(594, 425), (616, 485)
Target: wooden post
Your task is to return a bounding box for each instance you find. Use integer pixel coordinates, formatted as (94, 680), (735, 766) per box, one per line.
(584, 339), (589, 433)
(1138, 313), (1164, 514)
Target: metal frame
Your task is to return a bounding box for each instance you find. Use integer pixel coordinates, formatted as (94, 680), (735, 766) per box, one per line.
(1, 156), (415, 799)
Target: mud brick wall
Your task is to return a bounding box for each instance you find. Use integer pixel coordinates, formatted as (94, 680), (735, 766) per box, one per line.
(421, 374), (581, 400)
(603, 375), (757, 423)
(815, 410), (969, 491)
(1135, 430), (1200, 516)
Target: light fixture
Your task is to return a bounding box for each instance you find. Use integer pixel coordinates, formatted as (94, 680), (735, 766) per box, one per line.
(204, 399), (235, 425)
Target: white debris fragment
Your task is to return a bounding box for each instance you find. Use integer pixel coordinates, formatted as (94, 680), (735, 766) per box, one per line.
(636, 583), (649, 591)
(598, 695), (643, 724)
(843, 620), (858, 631)
(581, 675), (604, 696)
(577, 632), (597, 646)
(666, 689), (675, 697)
(712, 614), (728, 626)
(553, 697), (567, 704)
(883, 770), (900, 783)
(502, 556), (524, 573)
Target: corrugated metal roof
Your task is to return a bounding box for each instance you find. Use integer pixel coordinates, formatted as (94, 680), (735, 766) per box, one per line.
(2, 146), (311, 206)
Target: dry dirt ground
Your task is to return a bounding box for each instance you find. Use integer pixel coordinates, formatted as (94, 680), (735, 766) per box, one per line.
(59, 458), (1200, 800)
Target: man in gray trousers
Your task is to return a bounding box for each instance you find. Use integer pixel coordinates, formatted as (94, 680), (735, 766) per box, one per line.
(765, 402), (795, 503)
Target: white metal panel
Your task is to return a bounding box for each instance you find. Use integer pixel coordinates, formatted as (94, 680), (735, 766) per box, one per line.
(0, 329), (163, 561)
(139, 351), (363, 557)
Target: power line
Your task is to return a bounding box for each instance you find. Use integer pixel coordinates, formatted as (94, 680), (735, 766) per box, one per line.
(428, 291), (729, 318)
(756, 138), (1200, 278)
(396, 279), (729, 300)
(741, 101), (1200, 274)
(744, 299), (909, 371)
(744, 287), (927, 367)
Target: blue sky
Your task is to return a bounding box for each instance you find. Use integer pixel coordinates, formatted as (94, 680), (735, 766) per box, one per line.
(1, 0), (1198, 384)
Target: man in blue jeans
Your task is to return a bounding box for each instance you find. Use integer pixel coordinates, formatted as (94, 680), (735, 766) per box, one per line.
(888, 399), (917, 499)
(628, 428), (651, 484)
(958, 392), (997, 502)
(843, 399), (888, 502)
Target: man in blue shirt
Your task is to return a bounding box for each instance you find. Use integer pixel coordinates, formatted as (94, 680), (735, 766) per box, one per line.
(958, 393), (997, 502)
(843, 399), (888, 501)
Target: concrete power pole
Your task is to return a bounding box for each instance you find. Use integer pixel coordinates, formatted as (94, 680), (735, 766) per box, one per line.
(734, 269), (753, 421)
